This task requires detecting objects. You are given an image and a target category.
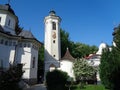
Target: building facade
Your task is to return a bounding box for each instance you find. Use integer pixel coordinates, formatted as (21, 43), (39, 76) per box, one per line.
(0, 4), (41, 84)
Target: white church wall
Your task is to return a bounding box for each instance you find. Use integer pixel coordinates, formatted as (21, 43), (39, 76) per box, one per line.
(44, 19), (52, 55)
(16, 46), (32, 79)
(6, 15), (16, 29)
(30, 45), (38, 79)
(0, 37), (17, 68)
(0, 13), (16, 35)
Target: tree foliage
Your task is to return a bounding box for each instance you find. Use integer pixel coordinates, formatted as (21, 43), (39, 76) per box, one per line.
(100, 25), (120, 90)
(15, 20), (23, 35)
(70, 42), (98, 58)
(37, 45), (44, 83)
(73, 58), (96, 82)
(60, 29), (98, 58)
(60, 29), (71, 57)
(0, 64), (24, 90)
(46, 70), (69, 90)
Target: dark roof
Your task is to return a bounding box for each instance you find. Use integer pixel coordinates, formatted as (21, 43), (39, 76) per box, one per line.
(0, 4), (15, 15)
(18, 30), (35, 39)
(61, 48), (75, 61)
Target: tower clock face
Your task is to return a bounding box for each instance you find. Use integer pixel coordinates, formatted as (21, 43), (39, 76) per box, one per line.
(52, 32), (56, 39)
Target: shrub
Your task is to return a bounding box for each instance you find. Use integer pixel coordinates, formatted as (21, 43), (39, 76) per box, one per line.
(0, 64), (24, 90)
(46, 69), (69, 90)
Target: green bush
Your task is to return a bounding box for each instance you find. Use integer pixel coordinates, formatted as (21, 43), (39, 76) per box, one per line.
(46, 69), (69, 90)
(0, 64), (24, 90)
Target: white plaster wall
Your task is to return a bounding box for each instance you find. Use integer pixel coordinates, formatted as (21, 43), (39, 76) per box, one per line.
(44, 15), (61, 74)
(44, 17), (61, 61)
(60, 60), (75, 79)
(0, 44), (15, 68)
(0, 13), (16, 35)
(30, 47), (38, 79)
(88, 59), (100, 67)
(16, 46), (31, 79)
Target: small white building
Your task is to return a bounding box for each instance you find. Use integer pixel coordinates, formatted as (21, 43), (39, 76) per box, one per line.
(0, 4), (41, 84)
(60, 48), (75, 79)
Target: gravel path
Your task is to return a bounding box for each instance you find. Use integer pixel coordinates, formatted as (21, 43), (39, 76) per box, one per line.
(24, 84), (47, 90)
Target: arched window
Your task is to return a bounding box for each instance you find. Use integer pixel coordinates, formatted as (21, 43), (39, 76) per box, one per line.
(52, 22), (56, 30)
(8, 19), (11, 26)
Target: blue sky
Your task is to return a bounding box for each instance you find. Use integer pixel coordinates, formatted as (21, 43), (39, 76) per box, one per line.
(1, 0), (120, 46)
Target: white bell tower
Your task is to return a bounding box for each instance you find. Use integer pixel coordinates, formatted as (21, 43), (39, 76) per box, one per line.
(44, 11), (61, 73)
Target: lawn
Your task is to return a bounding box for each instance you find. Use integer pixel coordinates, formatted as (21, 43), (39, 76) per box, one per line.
(71, 85), (108, 90)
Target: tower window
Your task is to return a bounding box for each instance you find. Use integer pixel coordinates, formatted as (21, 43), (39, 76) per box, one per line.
(53, 40), (55, 43)
(52, 22), (56, 30)
(8, 19), (11, 26)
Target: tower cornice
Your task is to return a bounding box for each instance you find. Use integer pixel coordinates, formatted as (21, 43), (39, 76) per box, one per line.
(44, 15), (61, 23)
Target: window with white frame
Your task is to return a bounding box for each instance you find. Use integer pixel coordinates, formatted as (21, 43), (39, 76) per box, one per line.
(52, 22), (56, 30)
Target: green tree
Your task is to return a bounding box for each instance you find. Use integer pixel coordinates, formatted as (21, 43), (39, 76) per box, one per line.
(37, 45), (44, 83)
(73, 58), (96, 87)
(99, 47), (112, 89)
(60, 29), (98, 58)
(15, 21), (23, 35)
(71, 42), (98, 58)
(100, 24), (120, 90)
(60, 29), (71, 57)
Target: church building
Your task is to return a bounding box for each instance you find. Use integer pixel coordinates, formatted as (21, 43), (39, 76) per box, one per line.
(0, 4), (41, 84)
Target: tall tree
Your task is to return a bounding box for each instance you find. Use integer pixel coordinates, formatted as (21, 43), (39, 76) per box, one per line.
(15, 21), (23, 35)
(60, 29), (70, 57)
(100, 24), (120, 90)
(37, 45), (44, 83)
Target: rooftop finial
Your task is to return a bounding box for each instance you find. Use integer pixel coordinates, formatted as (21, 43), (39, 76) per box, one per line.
(49, 10), (56, 16)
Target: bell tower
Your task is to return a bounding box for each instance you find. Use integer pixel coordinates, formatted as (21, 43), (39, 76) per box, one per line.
(44, 11), (61, 73)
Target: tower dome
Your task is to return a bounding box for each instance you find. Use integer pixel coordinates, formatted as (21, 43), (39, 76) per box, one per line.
(99, 42), (107, 50)
(49, 10), (56, 16)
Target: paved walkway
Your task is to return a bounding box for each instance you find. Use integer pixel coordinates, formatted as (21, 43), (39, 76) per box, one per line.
(24, 84), (47, 90)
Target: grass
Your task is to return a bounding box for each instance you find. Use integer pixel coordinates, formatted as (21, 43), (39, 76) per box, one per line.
(71, 84), (108, 90)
